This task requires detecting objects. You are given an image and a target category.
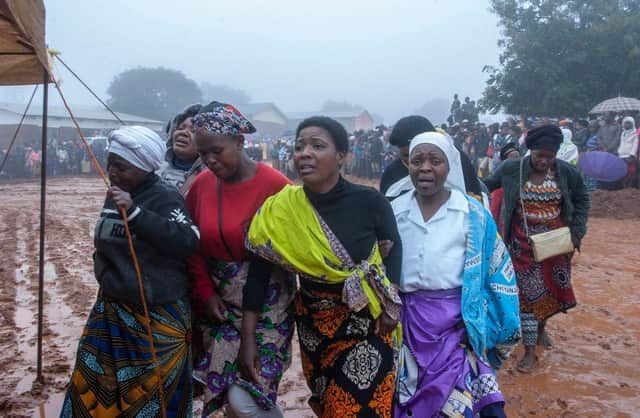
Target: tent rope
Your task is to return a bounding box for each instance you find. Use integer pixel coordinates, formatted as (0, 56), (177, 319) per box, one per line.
(51, 75), (167, 418)
(53, 54), (124, 124)
(0, 84), (39, 174)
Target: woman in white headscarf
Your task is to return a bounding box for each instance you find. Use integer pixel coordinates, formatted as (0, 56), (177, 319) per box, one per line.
(392, 132), (520, 418)
(618, 116), (639, 188)
(61, 126), (200, 417)
(557, 128), (579, 165)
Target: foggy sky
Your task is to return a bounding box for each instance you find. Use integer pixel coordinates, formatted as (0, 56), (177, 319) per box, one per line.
(4, 0), (502, 124)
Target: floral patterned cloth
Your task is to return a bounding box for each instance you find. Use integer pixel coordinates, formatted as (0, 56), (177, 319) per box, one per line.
(509, 174), (576, 322)
(192, 102), (256, 136)
(193, 260), (295, 417)
(296, 279), (396, 418)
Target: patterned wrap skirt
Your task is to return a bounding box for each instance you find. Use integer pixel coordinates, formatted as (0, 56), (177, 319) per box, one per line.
(60, 294), (193, 418)
(508, 178), (576, 325)
(295, 277), (396, 418)
(193, 260), (295, 417)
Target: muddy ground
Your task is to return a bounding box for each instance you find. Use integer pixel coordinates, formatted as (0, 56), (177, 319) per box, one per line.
(0, 176), (637, 417)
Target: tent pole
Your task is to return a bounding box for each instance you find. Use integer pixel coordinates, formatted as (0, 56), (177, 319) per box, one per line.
(36, 68), (49, 384)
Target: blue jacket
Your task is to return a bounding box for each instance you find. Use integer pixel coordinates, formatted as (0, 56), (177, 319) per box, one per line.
(462, 194), (521, 368)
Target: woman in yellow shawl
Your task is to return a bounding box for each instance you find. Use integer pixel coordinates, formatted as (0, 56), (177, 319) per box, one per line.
(239, 116), (403, 417)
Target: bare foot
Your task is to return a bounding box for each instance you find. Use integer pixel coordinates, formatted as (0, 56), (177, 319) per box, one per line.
(517, 353), (539, 373)
(538, 331), (553, 349)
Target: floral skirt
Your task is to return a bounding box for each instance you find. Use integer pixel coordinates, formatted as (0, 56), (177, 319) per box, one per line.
(509, 213), (576, 322)
(295, 278), (396, 418)
(61, 295), (193, 417)
(193, 261), (295, 417)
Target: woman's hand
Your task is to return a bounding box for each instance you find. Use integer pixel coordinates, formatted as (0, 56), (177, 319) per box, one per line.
(237, 335), (261, 383)
(109, 186), (134, 211)
(378, 240), (394, 258)
(205, 294), (227, 323)
(375, 311), (398, 337)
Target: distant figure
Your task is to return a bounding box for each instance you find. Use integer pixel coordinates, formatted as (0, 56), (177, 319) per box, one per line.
(450, 93), (461, 114)
(597, 112), (622, 154)
(618, 116), (639, 188)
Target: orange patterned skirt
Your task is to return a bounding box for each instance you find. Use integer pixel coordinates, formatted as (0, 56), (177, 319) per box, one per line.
(295, 278), (395, 418)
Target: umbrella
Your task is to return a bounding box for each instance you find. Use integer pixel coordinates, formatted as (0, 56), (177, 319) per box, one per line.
(589, 97), (640, 114)
(578, 151), (628, 182)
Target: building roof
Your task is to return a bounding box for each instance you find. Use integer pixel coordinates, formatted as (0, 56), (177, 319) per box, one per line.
(0, 102), (162, 124)
(237, 102), (287, 121)
(285, 110), (370, 120)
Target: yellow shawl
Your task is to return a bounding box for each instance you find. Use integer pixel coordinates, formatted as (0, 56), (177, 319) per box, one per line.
(246, 184), (401, 322)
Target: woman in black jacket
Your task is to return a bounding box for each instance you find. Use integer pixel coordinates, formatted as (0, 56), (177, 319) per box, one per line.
(61, 126), (200, 417)
(484, 125), (590, 372)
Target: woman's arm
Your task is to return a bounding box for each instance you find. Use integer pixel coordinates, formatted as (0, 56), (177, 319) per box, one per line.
(568, 167), (591, 248)
(373, 192), (402, 284)
(129, 189), (199, 258)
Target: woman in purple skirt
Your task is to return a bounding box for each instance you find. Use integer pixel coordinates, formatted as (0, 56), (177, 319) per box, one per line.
(392, 132), (521, 417)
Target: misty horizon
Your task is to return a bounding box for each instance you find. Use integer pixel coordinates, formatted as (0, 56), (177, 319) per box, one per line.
(1, 0), (503, 125)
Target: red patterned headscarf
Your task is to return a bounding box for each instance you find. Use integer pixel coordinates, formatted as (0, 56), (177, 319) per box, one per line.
(192, 101), (256, 135)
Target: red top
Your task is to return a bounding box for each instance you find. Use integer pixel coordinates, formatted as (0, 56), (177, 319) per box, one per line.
(186, 163), (291, 304)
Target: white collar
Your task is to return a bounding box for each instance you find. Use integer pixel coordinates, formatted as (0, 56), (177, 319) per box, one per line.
(393, 189), (469, 227)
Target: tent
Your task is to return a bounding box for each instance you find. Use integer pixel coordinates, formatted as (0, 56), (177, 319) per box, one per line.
(1, 0), (52, 384)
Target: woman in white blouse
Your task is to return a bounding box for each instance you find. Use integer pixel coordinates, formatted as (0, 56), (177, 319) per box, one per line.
(391, 132), (521, 418)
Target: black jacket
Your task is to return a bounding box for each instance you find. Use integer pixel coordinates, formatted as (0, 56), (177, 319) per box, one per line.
(94, 173), (199, 305)
(484, 157), (590, 246)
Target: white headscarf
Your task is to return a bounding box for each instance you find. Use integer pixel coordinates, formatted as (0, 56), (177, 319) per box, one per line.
(618, 116), (639, 158)
(108, 126), (166, 172)
(409, 131), (466, 192)
(557, 128), (579, 165)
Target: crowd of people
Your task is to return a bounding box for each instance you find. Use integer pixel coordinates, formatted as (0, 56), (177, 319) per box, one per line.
(49, 94), (602, 418)
(0, 137), (108, 179)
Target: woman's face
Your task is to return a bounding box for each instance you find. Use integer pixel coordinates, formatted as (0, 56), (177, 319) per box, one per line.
(409, 143), (449, 198)
(530, 149), (556, 173)
(195, 129), (243, 180)
(294, 126), (343, 188)
(107, 153), (148, 192)
(172, 117), (198, 163)
(624, 121), (634, 130)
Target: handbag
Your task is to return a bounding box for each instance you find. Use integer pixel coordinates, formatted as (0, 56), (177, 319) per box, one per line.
(519, 158), (574, 262)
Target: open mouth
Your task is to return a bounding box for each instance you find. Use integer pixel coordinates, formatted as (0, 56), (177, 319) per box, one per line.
(298, 164), (315, 175)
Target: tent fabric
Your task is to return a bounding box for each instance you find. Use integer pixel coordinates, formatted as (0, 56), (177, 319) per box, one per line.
(0, 0), (50, 85)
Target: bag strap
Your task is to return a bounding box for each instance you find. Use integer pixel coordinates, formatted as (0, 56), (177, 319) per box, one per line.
(519, 157), (530, 238)
(217, 180), (236, 260)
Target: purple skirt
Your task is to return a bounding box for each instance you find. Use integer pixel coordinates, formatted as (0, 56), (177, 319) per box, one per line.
(394, 288), (504, 418)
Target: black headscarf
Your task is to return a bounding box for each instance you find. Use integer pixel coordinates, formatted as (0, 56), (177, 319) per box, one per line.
(525, 125), (563, 152)
(499, 142), (519, 161)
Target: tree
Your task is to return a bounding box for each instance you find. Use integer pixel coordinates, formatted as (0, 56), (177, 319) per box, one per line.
(480, 0), (640, 117)
(200, 83), (251, 105)
(107, 67), (202, 122)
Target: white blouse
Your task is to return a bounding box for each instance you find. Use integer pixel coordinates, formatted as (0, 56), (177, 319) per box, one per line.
(392, 189), (468, 293)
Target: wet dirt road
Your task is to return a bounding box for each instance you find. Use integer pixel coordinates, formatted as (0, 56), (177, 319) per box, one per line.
(0, 176), (637, 417)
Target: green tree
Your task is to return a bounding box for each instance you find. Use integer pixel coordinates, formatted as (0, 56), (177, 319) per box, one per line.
(107, 67), (202, 122)
(480, 0), (640, 117)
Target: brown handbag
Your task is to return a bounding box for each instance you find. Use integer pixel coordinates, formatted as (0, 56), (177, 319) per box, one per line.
(519, 158), (574, 262)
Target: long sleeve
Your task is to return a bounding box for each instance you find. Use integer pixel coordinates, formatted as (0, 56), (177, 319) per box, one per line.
(568, 167), (591, 244)
(242, 255), (273, 312)
(128, 190), (199, 259)
(185, 178), (215, 305)
(483, 163), (505, 192)
(374, 193), (402, 284)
